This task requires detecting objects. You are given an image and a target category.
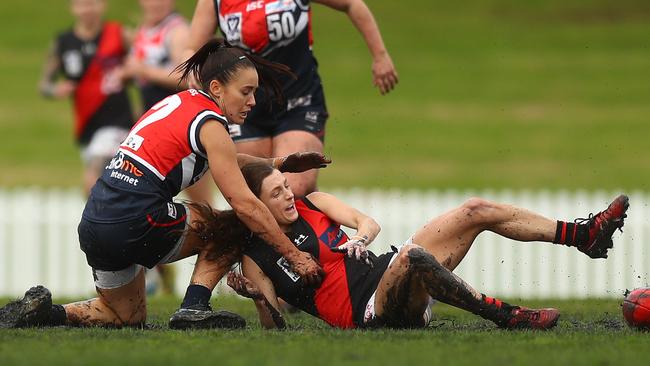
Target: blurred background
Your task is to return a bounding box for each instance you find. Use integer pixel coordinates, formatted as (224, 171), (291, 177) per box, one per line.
(0, 0), (648, 297)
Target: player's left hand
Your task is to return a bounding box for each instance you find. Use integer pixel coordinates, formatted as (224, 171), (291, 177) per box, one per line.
(372, 52), (398, 95)
(277, 152), (332, 173)
(331, 237), (373, 268)
(227, 271), (263, 300)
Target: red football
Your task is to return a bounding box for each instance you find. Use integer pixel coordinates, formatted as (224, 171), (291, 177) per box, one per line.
(622, 287), (650, 330)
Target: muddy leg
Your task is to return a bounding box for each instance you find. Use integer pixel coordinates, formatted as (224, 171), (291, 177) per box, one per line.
(412, 198), (556, 271)
(64, 268), (146, 327)
(375, 245), (513, 327)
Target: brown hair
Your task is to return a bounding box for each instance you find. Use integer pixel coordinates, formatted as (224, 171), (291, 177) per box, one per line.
(241, 162), (276, 198)
(186, 203), (248, 264)
(186, 163), (277, 262)
(175, 39), (294, 106)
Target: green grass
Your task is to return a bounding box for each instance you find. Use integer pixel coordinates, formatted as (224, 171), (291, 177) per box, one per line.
(0, 296), (647, 365)
(1, 0), (649, 190)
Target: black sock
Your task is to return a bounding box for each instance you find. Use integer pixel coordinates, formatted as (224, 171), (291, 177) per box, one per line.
(50, 304), (67, 326)
(180, 285), (212, 309)
(479, 294), (515, 326)
(553, 221), (589, 247)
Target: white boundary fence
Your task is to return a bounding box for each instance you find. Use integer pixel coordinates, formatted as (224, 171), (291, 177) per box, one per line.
(0, 188), (648, 299)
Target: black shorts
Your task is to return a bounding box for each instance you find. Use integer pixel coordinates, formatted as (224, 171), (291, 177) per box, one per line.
(345, 249), (397, 326)
(228, 102), (328, 143)
(78, 202), (189, 271)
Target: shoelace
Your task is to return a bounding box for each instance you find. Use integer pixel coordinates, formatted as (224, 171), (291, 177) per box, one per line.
(574, 212), (597, 227)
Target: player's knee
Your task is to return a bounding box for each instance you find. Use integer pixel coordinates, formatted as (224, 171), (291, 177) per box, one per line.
(404, 245), (445, 273)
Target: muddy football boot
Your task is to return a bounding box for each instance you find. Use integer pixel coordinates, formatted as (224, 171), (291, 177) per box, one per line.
(502, 307), (560, 330)
(169, 304), (246, 330)
(0, 286), (53, 328)
(576, 194), (629, 259)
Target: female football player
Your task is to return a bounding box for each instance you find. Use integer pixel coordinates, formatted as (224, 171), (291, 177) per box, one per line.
(124, 0), (189, 111)
(38, 0), (134, 195)
(0, 40), (328, 329)
(182, 0), (399, 201)
(220, 163), (628, 329)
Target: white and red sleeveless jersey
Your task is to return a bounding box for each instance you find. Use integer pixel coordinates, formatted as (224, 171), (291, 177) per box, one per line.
(132, 12), (188, 109)
(214, 0), (323, 113)
(132, 13), (186, 70)
(83, 89), (227, 223)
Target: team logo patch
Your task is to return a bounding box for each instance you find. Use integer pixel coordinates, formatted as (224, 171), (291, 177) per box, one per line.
(277, 257), (300, 282)
(319, 225), (345, 248)
(224, 13), (242, 42)
(167, 203), (177, 219)
(305, 111), (319, 124)
(122, 134), (144, 151)
(293, 234), (308, 246)
(287, 94), (312, 111)
(62, 50), (83, 77)
(265, 0), (296, 14)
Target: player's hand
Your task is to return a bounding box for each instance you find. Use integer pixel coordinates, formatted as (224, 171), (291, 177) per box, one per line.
(330, 237), (373, 268)
(287, 252), (324, 287)
(276, 152), (332, 173)
(54, 80), (76, 98)
(372, 52), (398, 95)
(227, 271), (263, 300)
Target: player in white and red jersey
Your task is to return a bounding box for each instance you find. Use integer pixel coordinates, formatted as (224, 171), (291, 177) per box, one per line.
(125, 0), (189, 111)
(183, 0), (398, 201)
(0, 40), (329, 329)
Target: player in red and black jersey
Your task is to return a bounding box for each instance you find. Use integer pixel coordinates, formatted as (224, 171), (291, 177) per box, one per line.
(182, 0), (399, 201)
(39, 0), (134, 195)
(221, 163), (629, 329)
(0, 40), (330, 330)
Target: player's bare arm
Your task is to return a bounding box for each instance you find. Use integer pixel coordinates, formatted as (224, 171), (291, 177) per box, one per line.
(313, 0), (398, 94)
(228, 256), (286, 329)
(38, 41), (75, 99)
(200, 121), (324, 285)
(308, 191), (379, 263)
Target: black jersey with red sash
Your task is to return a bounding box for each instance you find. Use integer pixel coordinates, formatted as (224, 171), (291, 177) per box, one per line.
(243, 198), (394, 328)
(55, 21), (133, 144)
(83, 89), (228, 223)
(214, 0), (326, 123)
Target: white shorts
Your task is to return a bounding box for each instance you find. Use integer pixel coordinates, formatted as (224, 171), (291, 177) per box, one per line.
(363, 237), (435, 326)
(80, 126), (129, 165)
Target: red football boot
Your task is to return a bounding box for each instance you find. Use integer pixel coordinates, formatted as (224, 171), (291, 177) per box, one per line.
(576, 194), (629, 259)
(503, 307), (560, 330)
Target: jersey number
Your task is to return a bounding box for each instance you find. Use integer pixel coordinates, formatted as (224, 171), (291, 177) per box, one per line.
(267, 12), (295, 41)
(122, 94), (182, 150)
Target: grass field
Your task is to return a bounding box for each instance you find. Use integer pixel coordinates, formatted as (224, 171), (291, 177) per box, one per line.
(0, 0), (649, 190)
(1, 2), (648, 364)
(0, 296), (647, 365)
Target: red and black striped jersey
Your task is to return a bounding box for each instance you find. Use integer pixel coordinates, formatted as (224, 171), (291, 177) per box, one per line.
(243, 198), (393, 328)
(55, 21), (133, 144)
(83, 89), (227, 223)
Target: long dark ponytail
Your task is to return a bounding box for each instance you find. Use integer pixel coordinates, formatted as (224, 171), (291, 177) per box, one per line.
(175, 39), (295, 106)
